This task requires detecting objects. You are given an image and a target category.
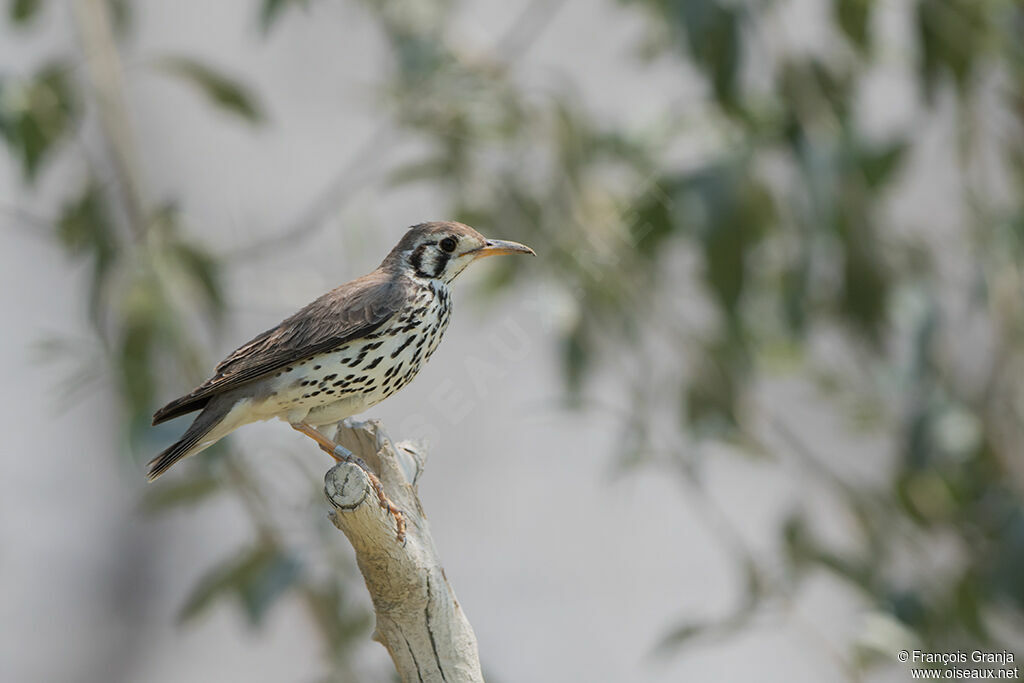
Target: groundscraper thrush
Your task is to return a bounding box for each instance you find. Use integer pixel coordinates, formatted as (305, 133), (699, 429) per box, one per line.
(149, 221), (534, 537)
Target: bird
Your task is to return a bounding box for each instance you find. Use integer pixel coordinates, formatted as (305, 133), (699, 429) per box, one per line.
(149, 221), (534, 535)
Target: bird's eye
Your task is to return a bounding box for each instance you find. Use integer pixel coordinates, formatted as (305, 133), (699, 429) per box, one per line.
(439, 236), (458, 253)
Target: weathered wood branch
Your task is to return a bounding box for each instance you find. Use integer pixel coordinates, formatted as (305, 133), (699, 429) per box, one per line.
(323, 418), (483, 683)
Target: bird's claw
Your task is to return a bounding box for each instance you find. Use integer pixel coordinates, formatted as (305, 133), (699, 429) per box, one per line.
(366, 473), (406, 543)
(384, 501), (406, 544)
(334, 444), (406, 542)
(294, 425), (405, 542)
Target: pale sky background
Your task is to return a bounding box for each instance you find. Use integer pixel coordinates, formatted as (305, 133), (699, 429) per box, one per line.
(0, 1), (955, 682)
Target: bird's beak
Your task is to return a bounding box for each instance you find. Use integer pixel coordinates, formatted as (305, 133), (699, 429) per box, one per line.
(469, 239), (536, 260)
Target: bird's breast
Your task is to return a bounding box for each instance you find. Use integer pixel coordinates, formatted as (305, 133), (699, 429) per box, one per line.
(252, 281), (453, 423)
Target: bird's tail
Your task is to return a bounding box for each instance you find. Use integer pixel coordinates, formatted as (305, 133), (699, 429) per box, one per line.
(147, 398), (243, 481)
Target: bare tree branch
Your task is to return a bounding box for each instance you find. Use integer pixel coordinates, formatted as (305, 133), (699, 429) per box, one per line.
(323, 419), (483, 683)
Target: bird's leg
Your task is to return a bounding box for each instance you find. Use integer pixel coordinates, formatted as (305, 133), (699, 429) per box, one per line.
(290, 422), (406, 542)
(290, 421), (342, 456)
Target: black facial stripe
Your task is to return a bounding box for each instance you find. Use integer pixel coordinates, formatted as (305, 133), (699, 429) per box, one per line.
(411, 244), (430, 278)
(410, 242), (449, 279)
(432, 252), (449, 278)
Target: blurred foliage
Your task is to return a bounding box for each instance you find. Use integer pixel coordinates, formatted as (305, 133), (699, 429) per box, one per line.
(259, 0), (311, 33)
(156, 56), (266, 125)
(0, 62), (77, 180)
(1, 2), (369, 679)
(354, 0), (1024, 674)
(8, 0), (43, 25)
(4, 0), (1024, 680)
(178, 541), (302, 626)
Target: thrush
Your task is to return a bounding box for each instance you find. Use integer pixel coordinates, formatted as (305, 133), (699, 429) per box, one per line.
(149, 221), (534, 535)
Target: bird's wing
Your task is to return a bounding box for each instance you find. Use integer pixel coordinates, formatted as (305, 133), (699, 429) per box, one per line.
(152, 272), (405, 425)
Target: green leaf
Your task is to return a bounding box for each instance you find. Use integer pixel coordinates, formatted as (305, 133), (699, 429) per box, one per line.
(57, 181), (117, 324)
(885, 588), (929, 630)
(57, 184), (110, 253)
(835, 0), (874, 51)
(239, 552), (303, 625)
(170, 240), (226, 322)
(157, 57), (265, 125)
(118, 310), (157, 409)
(683, 334), (749, 437)
(676, 0), (742, 111)
(916, 0), (987, 101)
(656, 560), (764, 656)
(106, 0), (132, 35)
(260, 0), (309, 33)
(627, 174), (682, 255)
(781, 230), (811, 335)
(179, 544), (301, 625)
(179, 546), (269, 622)
(858, 139), (907, 189)
(628, 0), (743, 110)
(836, 212), (890, 342)
(953, 574), (989, 640)
(680, 165), (774, 317)
(655, 622), (708, 653)
(781, 511), (811, 572)
(141, 474), (222, 513)
(562, 319), (589, 400)
(302, 582), (372, 654)
(117, 275), (166, 412)
(9, 0), (42, 24)
(684, 356), (738, 436)
(0, 62), (77, 181)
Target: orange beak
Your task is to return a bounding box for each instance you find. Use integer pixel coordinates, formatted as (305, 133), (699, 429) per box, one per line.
(469, 238), (536, 259)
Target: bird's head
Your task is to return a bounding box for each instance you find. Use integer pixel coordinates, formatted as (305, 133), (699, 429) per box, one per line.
(385, 221), (535, 283)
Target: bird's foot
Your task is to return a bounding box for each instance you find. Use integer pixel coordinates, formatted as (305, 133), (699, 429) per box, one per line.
(332, 444), (406, 543)
(291, 421), (406, 541)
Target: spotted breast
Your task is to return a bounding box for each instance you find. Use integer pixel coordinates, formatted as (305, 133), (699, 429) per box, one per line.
(250, 278), (453, 426)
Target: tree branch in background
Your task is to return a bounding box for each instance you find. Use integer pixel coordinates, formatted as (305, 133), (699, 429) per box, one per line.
(323, 419), (483, 683)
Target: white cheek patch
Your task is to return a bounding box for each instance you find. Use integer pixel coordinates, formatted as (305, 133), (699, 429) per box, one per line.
(443, 255), (474, 282)
(411, 244), (447, 279)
